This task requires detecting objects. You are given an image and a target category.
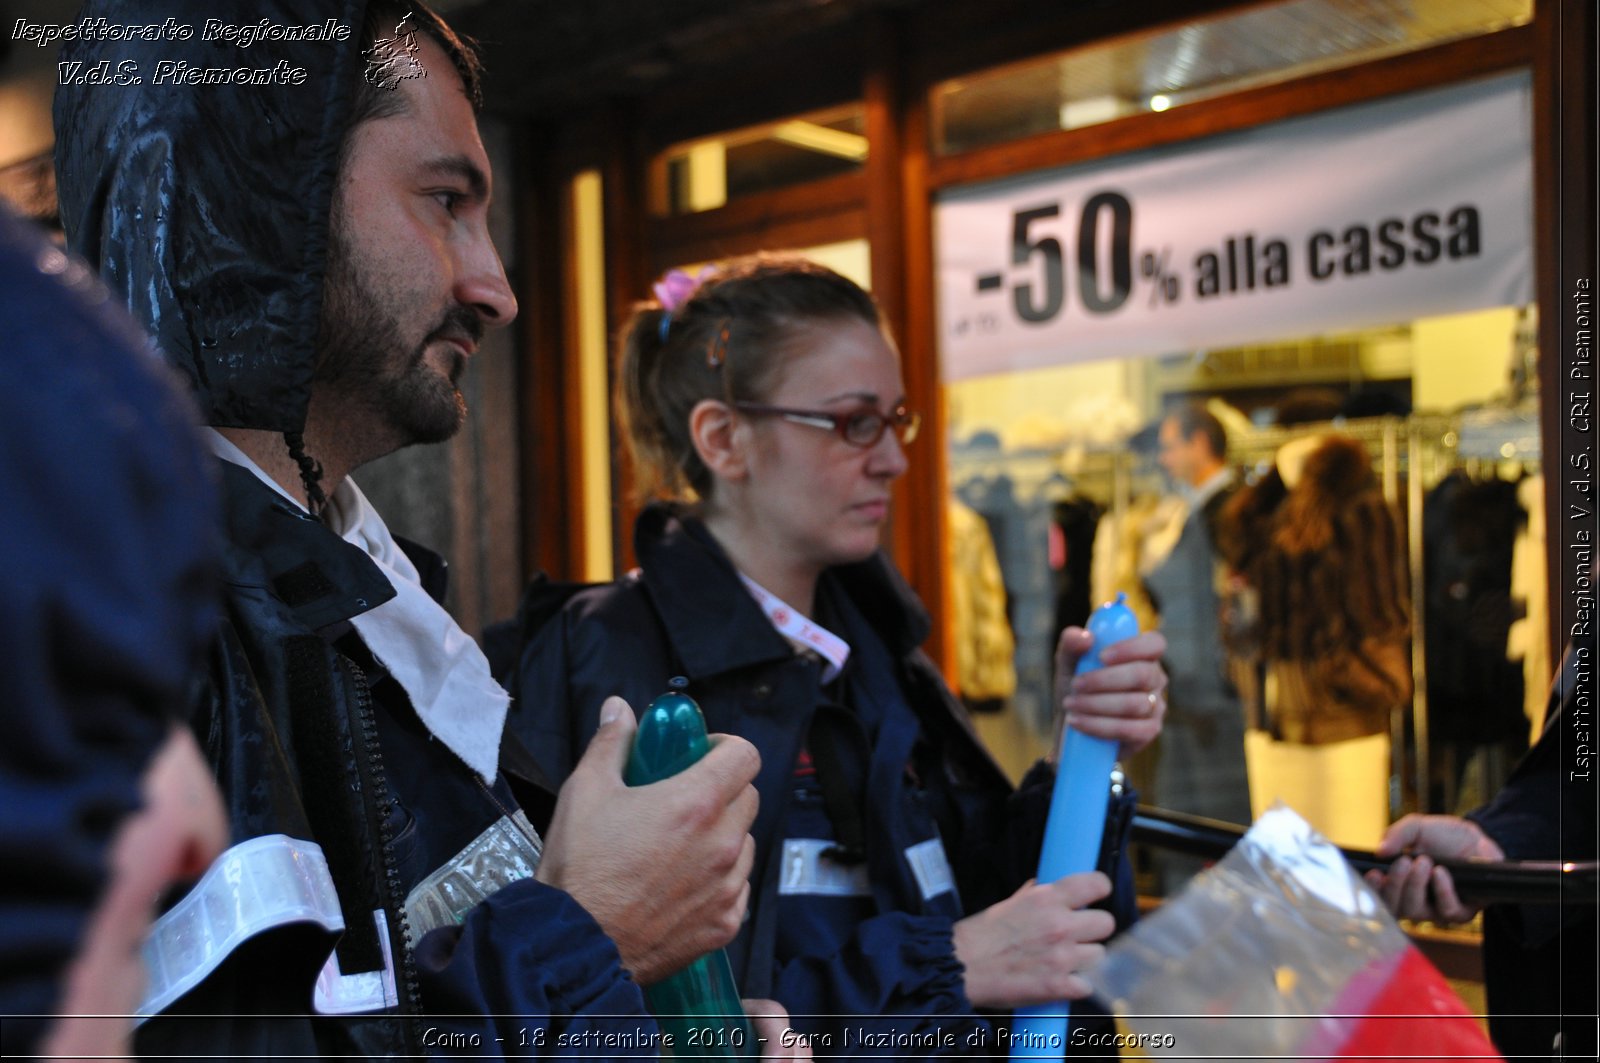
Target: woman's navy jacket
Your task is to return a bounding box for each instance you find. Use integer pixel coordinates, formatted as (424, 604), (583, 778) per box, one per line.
(512, 504), (1138, 1054)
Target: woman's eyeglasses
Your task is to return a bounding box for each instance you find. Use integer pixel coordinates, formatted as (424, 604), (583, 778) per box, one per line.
(732, 402), (921, 448)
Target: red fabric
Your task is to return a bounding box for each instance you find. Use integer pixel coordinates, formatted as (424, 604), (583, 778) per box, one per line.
(1048, 522), (1066, 570)
(791, 746), (816, 778)
(1328, 946), (1502, 1061)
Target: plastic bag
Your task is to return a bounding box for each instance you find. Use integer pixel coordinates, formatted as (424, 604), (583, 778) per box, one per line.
(1085, 805), (1501, 1060)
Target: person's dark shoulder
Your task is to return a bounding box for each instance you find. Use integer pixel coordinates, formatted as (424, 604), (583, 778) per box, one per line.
(503, 570), (663, 698)
(564, 571), (657, 627)
(0, 207), (219, 1046)
(554, 573), (676, 678)
(505, 571), (653, 649)
(505, 571), (667, 786)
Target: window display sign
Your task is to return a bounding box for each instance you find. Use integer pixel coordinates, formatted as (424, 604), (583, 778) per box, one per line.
(936, 72), (1533, 380)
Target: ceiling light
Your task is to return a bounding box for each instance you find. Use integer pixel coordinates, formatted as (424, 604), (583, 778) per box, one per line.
(769, 121), (868, 161)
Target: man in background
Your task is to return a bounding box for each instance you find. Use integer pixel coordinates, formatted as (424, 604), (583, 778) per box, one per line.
(1144, 403), (1252, 892)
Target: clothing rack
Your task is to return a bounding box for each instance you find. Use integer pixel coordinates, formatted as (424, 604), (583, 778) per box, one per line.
(1215, 409), (1541, 816)
(949, 444), (1133, 506)
(951, 444), (1143, 734)
(954, 406), (1543, 816)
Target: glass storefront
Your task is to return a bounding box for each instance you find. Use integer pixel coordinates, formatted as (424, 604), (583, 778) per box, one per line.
(947, 308), (1546, 854)
(927, 13), (1546, 892)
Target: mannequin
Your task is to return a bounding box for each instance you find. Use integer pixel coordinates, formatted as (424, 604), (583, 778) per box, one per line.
(1217, 435), (1410, 846)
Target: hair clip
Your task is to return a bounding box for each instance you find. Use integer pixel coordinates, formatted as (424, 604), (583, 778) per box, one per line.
(651, 265), (719, 344)
(706, 321), (731, 370)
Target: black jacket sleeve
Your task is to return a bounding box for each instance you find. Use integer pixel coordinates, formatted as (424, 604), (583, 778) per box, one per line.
(414, 877), (660, 1057)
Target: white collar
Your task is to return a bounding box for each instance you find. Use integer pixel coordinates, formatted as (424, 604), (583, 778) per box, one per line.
(738, 574), (851, 682)
(1186, 466), (1235, 509)
(204, 429), (507, 784)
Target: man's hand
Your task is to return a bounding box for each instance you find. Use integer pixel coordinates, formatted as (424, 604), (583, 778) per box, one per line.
(536, 697), (760, 984)
(952, 872), (1115, 1009)
(1054, 627), (1169, 757)
(1364, 814), (1505, 924)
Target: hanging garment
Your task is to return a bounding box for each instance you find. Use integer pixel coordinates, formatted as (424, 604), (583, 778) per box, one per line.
(1507, 474), (1549, 742)
(1049, 496), (1105, 641)
(1423, 471), (1527, 749)
(1089, 495), (1179, 635)
(948, 499), (1018, 709)
(1217, 436), (1411, 747)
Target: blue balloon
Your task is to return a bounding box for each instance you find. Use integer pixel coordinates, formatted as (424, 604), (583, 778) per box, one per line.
(1011, 595), (1140, 1060)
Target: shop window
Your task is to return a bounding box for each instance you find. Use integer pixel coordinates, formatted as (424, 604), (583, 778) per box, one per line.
(949, 307), (1545, 863)
(935, 71), (1542, 893)
(930, 0), (1531, 155)
(649, 104), (867, 217)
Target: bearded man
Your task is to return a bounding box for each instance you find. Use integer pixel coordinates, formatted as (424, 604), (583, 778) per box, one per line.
(55, 2), (781, 1056)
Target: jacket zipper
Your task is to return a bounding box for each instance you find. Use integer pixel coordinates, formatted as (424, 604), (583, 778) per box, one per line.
(345, 658), (424, 1050)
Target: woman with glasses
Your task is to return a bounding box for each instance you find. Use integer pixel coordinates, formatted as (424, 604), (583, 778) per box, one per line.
(511, 254), (1167, 1051)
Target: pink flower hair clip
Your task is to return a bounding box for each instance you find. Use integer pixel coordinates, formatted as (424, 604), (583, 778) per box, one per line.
(653, 265), (718, 342)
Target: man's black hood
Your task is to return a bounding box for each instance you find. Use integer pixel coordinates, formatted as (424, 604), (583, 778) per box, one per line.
(53, 0), (367, 432)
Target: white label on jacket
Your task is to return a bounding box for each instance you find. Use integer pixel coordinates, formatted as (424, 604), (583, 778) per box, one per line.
(137, 834), (345, 1024)
(905, 838), (956, 902)
(777, 838), (872, 897)
(313, 909), (399, 1015)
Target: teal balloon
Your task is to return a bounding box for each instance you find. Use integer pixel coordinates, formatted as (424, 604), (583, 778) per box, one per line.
(624, 686), (755, 1059)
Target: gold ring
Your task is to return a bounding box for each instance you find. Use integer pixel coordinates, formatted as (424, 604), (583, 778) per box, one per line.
(1146, 691), (1159, 713)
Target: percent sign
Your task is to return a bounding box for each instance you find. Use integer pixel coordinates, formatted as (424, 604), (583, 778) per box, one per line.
(1140, 248), (1180, 306)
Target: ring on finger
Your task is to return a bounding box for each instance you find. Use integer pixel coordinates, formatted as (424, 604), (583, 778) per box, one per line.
(1146, 691), (1159, 714)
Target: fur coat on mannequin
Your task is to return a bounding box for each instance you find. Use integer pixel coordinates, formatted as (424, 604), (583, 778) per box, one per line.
(1217, 435), (1412, 745)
